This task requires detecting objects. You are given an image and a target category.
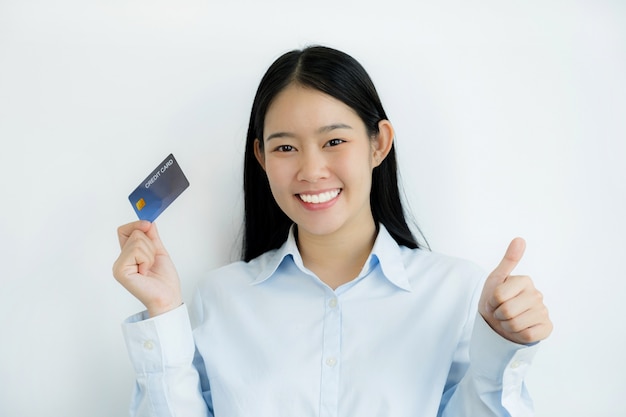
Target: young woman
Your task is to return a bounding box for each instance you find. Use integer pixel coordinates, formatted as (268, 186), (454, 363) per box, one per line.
(113, 46), (552, 417)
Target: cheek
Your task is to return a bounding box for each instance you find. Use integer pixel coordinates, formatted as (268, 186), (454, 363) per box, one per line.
(348, 157), (375, 198)
(340, 150), (374, 181)
(264, 160), (292, 194)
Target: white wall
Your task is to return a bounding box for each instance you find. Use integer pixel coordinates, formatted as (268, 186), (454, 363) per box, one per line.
(1, 1), (624, 416)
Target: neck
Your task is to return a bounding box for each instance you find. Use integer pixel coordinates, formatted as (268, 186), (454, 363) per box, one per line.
(296, 218), (378, 289)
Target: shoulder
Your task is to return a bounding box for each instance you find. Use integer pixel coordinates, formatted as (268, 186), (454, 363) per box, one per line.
(399, 246), (487, 288)
(196, 249), (279, 293)
(375, 225), (485, 289)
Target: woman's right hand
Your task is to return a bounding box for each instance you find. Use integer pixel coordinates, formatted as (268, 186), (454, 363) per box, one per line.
(112, 221), (183, 317)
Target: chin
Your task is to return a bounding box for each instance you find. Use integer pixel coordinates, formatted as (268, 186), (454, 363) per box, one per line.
(294, 218), (346, 237)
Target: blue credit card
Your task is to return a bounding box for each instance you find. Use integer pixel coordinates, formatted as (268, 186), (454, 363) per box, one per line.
(128, 153), (189, 222)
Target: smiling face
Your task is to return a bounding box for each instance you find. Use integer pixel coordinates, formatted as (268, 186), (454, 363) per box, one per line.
(254, 84), (393, 241)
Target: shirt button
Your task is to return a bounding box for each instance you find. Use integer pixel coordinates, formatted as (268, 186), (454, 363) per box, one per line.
(510, 360), (523, 369)
(328, 298), (338, 308)
(143, 340), (154, 350)
(325, 357), (337, 367)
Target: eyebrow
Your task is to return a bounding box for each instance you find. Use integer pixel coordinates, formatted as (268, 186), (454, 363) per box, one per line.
(265, 123), (353, 141)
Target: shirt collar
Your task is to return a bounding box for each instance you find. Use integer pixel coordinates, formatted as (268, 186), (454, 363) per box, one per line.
(251, 225), (301, 285)
(368, 224), (412, 292)
(251, 224), (412, 292)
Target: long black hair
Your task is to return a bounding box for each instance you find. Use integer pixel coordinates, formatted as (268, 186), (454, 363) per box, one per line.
(242, 46), (421, 261)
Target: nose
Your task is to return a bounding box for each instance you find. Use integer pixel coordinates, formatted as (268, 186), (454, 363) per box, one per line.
(296, 149), (329, 183)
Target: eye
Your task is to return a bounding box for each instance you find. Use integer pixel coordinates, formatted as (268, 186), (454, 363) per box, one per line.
(274, 144), (295, 152)
(325, 138), (345, 147)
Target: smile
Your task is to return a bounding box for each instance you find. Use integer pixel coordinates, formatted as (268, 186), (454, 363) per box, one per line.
(298, 189), (341, 204)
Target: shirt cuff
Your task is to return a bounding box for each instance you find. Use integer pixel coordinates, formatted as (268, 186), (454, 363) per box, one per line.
(469, 315), (539, 384)
(121, 304), (195, 374)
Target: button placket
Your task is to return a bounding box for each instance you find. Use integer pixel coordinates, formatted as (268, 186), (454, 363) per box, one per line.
(320, 293), (341, 417)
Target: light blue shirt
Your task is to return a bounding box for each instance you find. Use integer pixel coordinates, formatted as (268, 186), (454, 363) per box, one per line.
(122, 225), (538, 417)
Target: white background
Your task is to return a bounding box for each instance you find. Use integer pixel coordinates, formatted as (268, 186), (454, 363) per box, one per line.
(1, 1), (625, 416)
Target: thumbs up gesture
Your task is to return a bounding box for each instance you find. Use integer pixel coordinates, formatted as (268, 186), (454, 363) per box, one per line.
(478, 238), (553, 345)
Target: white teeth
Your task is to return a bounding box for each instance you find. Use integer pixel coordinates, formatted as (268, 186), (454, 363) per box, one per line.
(299, 189), (340, 204)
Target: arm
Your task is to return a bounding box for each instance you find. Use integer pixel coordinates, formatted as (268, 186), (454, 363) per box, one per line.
(122, 306), (211, 417)
(113, 221), (212, 417)
(440, 315), (539, 417)
(440, 238), (552, 417)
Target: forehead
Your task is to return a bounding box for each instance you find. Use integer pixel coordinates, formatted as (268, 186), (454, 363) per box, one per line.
(264, 84), (363, 136)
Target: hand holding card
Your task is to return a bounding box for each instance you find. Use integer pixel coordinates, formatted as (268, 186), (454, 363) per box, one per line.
(114, 153), (188, 316)
(128, 153), (189, 222)
(113, 221), (183, 317)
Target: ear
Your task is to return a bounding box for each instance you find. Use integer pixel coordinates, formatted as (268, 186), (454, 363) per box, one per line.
(254, 139), (266, 171)
(371, 120), (394, 167)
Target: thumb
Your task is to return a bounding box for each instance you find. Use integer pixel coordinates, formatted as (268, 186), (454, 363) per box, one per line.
(144, 222), (168, 255)
(488, 237), (526, 284)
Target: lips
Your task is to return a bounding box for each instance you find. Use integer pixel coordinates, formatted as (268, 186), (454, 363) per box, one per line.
(298, 189), (341, 204)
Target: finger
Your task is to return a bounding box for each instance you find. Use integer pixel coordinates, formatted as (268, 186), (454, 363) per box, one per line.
(117, 220), (152, 248)
(498, 304), (550, 334)
(489, 237), (526, 283)
(492, 278), (543, 320)
(499, 323), (552, 345)
(113, 230), (157, 279)
(519, 322), (553, 344)
(500, 308), (553, 344)
(489, 274), (532, 312)
(134, 240), (157, 276)
(143, 222), (168, 255)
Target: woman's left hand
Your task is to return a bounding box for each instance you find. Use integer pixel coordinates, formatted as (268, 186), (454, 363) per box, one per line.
(478, 238), (553, 345)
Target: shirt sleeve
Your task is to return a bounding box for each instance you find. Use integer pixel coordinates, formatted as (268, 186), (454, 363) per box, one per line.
(121, 304), (211, 417)
(440, 315), (540, 417)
